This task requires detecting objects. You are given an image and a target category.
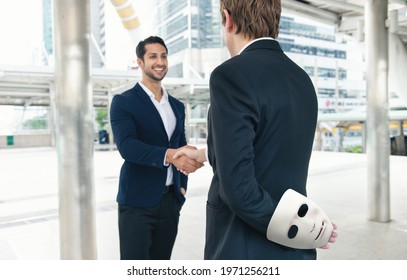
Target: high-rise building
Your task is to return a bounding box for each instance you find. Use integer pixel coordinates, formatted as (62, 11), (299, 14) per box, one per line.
(154, 0), (227, 79)
(90, 0), (106, 68)
(42, 0), (106, 68)
(278, 15), (365, 113)
(42, 0), (53, 64)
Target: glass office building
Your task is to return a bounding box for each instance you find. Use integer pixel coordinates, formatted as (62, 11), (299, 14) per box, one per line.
(42, 0), (106, 68)
(278, 16), (365, 113)
(154, 0), (226, 79)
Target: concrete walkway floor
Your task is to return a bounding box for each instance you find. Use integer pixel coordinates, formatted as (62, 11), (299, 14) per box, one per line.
(0, 147), (406, 260)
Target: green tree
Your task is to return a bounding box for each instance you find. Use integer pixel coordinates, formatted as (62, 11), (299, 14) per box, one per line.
(95, 108), (108, 130)
(22, 116), (47, 130)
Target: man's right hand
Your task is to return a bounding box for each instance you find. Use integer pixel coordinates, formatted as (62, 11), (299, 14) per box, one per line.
(166, 146), (204, 175)
(173, 148), (207, 163)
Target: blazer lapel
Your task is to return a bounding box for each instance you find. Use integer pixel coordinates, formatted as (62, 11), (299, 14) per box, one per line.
(168, 95), (181, 141)
(133, 83), (167, 134)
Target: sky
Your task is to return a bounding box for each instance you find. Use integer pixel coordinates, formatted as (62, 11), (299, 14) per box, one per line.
(0, 0), (43, 65)
(0, 0), (154, 68)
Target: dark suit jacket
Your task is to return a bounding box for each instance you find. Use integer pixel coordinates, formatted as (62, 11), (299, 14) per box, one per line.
(205, 39), (318, 259)
(110, 83), (188, 208)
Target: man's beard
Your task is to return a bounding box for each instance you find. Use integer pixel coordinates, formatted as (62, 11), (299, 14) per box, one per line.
(144, 68), (167, 81)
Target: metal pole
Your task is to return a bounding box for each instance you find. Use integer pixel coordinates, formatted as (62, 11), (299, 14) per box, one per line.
(365, 0), (390, 222)
(54, 0), (97, 259)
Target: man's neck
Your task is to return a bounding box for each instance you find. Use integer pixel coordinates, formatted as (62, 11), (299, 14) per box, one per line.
(229, 34), (253, 57)
(141, 79), (162, 102)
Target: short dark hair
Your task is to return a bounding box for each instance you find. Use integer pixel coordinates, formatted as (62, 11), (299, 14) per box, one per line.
(135, 36), (168, 60)
(220, 0), (281, 39)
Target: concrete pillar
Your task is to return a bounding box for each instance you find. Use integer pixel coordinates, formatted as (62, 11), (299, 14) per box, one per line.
(185, 101), (191, 143)
(107, 89), (114, 149)
(361, 121), (367, 154)
(54, 0), (97, 259)
(314, 123), (322, 151)
(388, 9), (407, 105)
(365, 0), (390, 222)
(49, 82), (56, 147)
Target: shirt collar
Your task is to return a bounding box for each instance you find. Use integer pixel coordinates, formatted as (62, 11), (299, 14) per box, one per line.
(138, 81), (169, 103)
(238, 37), (275, 55)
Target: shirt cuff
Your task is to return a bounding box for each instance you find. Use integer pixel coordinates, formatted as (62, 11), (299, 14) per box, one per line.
(163, 149), (170, 166)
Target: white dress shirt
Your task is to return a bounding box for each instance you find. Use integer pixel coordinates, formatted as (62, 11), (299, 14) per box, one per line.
(139, 82), (176, 186)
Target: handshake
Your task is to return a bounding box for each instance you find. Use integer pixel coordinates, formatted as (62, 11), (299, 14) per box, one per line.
(165, 146), (207, 175)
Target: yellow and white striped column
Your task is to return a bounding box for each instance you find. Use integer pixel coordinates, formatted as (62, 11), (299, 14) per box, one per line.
(110, 0), (142, 42)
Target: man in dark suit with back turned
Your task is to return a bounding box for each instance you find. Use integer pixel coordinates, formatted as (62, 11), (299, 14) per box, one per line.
(174, 0), (337, 259)
(109, 36), (203, 260)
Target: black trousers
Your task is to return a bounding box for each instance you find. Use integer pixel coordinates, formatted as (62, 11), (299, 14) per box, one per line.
(118, 189), (182, 260)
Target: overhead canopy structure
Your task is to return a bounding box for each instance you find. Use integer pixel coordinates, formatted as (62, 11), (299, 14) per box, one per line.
(0, 65), (210, 108)
(283, 0), (407, 106)
(0, 66), (133, 107)
(283, 0), (407, 45)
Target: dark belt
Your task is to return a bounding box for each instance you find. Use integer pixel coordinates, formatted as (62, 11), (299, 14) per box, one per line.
(163, 184), (175, 193)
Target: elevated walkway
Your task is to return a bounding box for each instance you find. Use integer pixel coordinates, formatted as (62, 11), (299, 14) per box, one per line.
(0, 147), (406, 260)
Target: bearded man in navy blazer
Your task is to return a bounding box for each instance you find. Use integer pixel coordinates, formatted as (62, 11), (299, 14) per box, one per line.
(174, 0), (337, 259)
(110, 36), (203, 260)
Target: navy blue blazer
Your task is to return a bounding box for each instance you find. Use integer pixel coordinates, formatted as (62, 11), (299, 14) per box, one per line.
(110, 83), (188, 207)
(205, 39), (318, 259)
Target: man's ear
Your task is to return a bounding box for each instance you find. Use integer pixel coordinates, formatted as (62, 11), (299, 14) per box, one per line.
(137, 57), (143, 67)
(222, 9), (234, 33)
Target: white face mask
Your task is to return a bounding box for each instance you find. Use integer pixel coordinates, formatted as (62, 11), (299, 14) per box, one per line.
(266, 189), (333, 249)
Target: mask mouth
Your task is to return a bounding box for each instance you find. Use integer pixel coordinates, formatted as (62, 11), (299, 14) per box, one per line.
(314, 221), (325, 240)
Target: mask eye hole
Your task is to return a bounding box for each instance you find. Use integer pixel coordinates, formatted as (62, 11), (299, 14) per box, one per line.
(288, 225), (298, 239)
(298, 204), (308, 217)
